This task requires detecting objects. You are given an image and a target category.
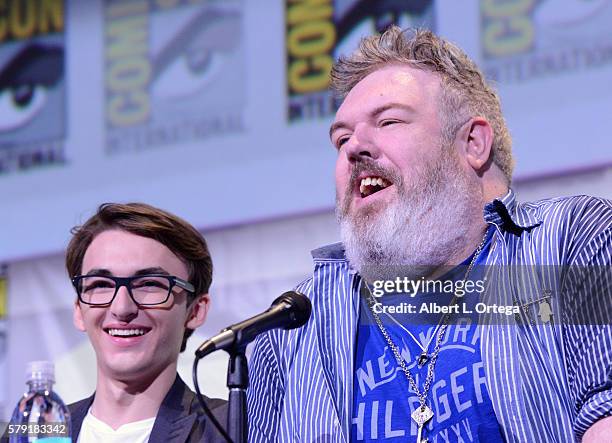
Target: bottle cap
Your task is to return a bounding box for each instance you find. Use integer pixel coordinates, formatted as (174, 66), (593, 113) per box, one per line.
(26, 361), (55, 384)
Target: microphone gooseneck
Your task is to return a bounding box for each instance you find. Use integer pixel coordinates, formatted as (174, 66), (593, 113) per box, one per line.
(195, 291), (311, 358)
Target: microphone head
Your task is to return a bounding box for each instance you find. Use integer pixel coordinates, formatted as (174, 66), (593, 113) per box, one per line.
(273, 291), (312, 329)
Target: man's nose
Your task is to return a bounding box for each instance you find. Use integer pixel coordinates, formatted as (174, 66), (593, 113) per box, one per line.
(343, 123), (380, 163)
(109, 285), (139, 321)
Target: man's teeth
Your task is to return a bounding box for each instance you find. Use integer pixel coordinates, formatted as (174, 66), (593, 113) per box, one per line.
(107, 329), (147, 337)
(359, 176), (390, 197)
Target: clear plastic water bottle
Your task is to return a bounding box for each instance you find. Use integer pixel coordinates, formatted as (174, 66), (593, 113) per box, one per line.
(7, 361), (71, 442)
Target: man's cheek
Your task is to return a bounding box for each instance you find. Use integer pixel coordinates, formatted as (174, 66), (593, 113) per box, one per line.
(334, 156), (350, 186)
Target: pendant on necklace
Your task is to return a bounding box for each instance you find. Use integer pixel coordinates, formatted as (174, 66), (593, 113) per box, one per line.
(412, 404), (434, 443)
(417, 352), (429, 367)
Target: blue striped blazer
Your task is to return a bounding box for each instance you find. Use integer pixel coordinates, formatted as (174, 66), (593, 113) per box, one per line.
(247, 191), (612, 442)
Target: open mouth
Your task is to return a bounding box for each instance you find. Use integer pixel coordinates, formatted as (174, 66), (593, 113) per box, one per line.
(359, 176), (391, 198)
(104, 328), (151, 337)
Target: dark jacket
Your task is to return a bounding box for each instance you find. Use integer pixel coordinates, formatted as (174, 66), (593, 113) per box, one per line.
(68, 374), (227, 443)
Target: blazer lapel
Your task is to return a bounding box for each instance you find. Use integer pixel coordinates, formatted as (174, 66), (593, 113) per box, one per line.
(68, 394), (95, 443)
(68, 375), (223, 443)
(148, 375), (205, 443)
(148, 410), (198, 443)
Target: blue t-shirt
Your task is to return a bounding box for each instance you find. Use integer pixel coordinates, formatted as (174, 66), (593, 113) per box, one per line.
(352, 229), (504, 442)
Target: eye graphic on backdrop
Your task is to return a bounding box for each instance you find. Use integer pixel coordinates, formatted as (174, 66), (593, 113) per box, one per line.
(333, 0), (434, 67)
(151, 7), (241, 100)
(0, 44), (64, 133)
(0, 87), (48, 132)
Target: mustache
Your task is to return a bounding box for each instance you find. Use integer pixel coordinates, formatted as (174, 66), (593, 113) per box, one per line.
(336, 159), (403, 219)
(348, 158), (401, 190)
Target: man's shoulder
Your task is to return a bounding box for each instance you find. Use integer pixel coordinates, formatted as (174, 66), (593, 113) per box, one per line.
(164, 375), (227, 417)
(67, 394), (94, 433)
(62, 394), (94, 443)
(519, 194), (611, 216)
(516, 194), (612, 231)
(152, 376), (228, 443)
(201, 396), (226, 412)
(67, 396), (94, 413)
(186, 390), (228, 442)
(183, 385), (227, 424)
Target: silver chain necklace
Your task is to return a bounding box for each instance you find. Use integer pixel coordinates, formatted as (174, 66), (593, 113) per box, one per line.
(361, 230), (489, 443)
(382, 310), (440, 367)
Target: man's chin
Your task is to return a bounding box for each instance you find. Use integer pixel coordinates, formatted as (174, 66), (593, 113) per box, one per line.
(340, 206), (440, 282)
(354, 196), (390, 216)
(104, 359), (147, 376)
(97, 351), (153, 378)
(337, 192), (392, 220)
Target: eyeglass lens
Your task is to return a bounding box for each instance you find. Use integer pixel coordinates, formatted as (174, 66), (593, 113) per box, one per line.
(78, 276), (172, 305)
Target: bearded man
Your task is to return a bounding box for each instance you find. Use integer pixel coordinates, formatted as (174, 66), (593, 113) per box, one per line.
(247, 27), (611, 443)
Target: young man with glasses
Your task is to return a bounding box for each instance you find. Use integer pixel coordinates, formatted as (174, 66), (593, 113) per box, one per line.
(65, 202), (226, 442)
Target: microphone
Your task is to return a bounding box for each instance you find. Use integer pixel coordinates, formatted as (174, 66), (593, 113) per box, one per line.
(195, 291), (311, 358)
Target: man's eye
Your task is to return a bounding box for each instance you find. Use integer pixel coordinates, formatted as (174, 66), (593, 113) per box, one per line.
(133, 279), (169, 290)
(335, 136), (349, 149)
(83, 280), (114, 292)
(380, 119), (400, 127)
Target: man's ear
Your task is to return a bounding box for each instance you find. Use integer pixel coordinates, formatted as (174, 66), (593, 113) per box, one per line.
(73, 300), (86, 332)
(457, 117), (494, 172)
(185, 293), (210, 329)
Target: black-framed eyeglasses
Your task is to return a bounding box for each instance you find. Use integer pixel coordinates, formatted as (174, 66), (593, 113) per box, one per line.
(71, 274), (195, 306)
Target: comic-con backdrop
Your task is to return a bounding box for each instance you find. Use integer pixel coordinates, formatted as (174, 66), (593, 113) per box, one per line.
(1, 0), (612, 262)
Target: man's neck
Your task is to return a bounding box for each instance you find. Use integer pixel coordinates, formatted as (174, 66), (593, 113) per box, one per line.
(483, 182), (509, 207)
(90, 363), (177, 430)
(428, 183), (508, 280)
(449, 222), (489, 265)
(444, 185), (507, 267)
(426, 220), (489, 280)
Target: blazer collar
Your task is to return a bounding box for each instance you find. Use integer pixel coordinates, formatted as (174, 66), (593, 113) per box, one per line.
(69, 394), (94, 443)
(69, 375), (207, 443)
(148, 375), (203, 443)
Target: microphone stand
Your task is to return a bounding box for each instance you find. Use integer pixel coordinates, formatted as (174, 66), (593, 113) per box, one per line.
(194, 291), (312, 442)
(227, 345), (248, 443)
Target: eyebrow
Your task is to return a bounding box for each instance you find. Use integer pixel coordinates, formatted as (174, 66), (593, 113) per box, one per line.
(83, 267), (171, 277)
(84, 269), (112, 277)
(329, 102), (416, 139)
(134, 267), (170, 276)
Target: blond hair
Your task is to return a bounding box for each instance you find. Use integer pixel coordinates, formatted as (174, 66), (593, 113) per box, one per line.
(331, 26), (514, 182)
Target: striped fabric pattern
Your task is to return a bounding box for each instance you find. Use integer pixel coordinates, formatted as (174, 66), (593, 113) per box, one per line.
(247, 191), (612, 442)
